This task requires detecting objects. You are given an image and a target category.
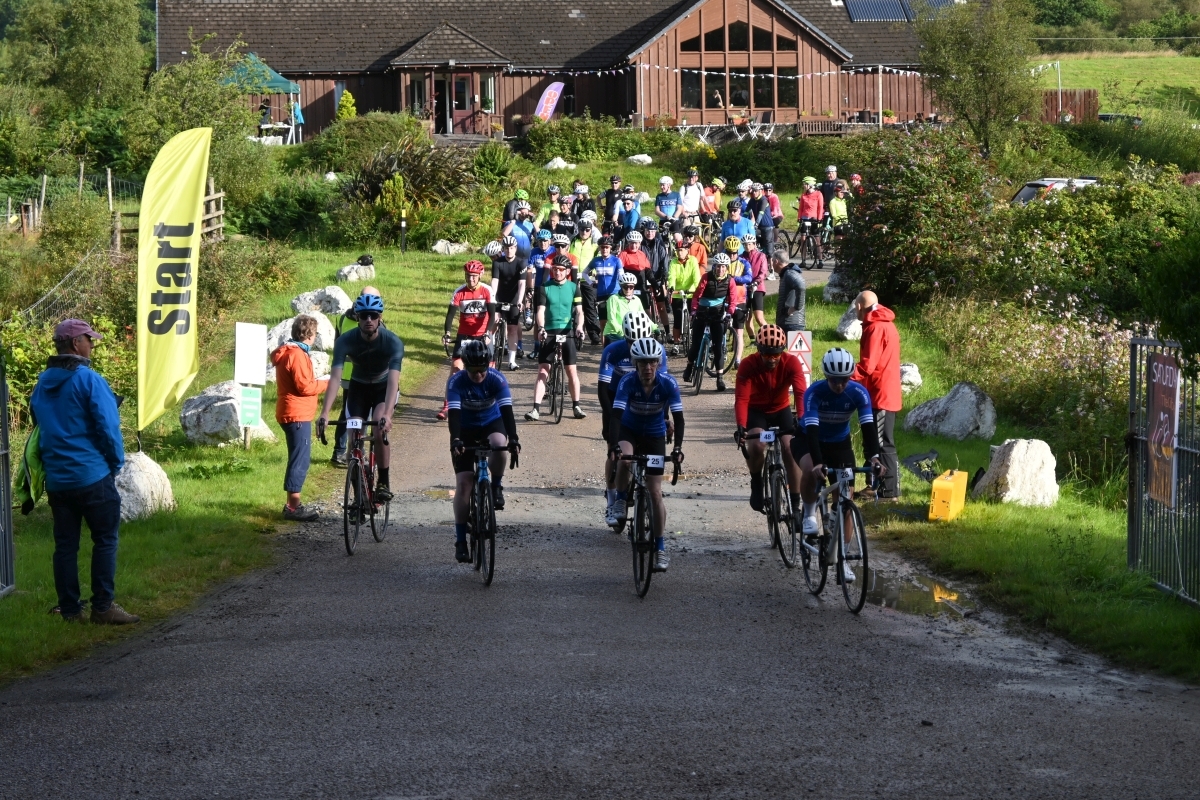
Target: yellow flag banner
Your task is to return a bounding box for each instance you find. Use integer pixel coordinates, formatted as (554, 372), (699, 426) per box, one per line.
(136, 127), (212, 431)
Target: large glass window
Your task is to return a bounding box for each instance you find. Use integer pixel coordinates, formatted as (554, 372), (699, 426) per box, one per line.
(704, 26), (724, 50)
(681, 72), (702, 108)
(776, 68), (798, 107)
(728, 21), (749, 50)
(728, 72), (750, 107)
(752, 68), (774, 108)
(407, 76), (426, 115)
(454, 77), (469, 111)
(480, 73), (496, 112)
(704, 71), (726, 109)
(776, 33), (797, 51)
(752, 25), (773, 51)
(681, 34), (700, 51)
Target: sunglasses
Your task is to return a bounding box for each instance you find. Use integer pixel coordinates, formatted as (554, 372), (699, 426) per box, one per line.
(358, 312), (380, 321)
(827, 376), (849, 385)
(467, 366), (489, 375)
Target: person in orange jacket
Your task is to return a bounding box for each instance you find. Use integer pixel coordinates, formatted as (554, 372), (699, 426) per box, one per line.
(272, 314), (330, 521)
(850, 290), (902, 499)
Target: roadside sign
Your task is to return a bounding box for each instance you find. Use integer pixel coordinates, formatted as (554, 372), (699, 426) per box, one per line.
(234, 322), (268, 386)
(239, 386), (262, 428)
(788, 331), (812, 377)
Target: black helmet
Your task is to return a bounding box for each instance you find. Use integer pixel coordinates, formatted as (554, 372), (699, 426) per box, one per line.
(683, 224), (700, 237)
(610, 174), (622, 183)
(639, 216), (657, 229)
(460, 339), (491, 369)
(727, 200), (741, 211)
(551, 254), (573, 269)
(687, 168), (699, 177)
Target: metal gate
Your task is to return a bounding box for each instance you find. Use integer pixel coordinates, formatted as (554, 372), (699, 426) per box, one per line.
(0, 349), (14, 598)
(1127, 338), (1199, 606)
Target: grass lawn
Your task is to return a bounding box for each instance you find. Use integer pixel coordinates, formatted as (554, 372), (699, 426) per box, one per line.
(1034, 53), (1200, 117)
(778, 291), (1200, 681)
(1, 247), (466, 684)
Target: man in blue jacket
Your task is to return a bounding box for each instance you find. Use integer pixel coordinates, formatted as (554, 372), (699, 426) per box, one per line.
(30, 319), (139, 625)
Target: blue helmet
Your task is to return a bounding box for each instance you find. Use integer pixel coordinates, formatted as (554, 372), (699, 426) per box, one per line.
(353, 294), (384, 315)
(536, 228), (553, 241)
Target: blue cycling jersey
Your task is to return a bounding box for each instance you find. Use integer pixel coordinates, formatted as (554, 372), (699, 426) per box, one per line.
(510, 220), (533, 259)
(655, 191), (681, 218)
(720, 217), (755, 253)
(584, 254), (624, 297)
(529, 245), (557, 288)
(801, 379), (874, 443)
(613, 372), (683, 438)
(445, 367), (512, 428)
(598, 340), (669, 385)
(618, 207), (640, 231)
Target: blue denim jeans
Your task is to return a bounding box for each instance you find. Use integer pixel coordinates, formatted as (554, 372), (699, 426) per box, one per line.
(282, 420), (312, 493)
(47, 474), (121, 615)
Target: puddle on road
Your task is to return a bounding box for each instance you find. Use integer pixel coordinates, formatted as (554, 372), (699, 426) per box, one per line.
(422, 489), (454, 500)
(865, 572), (975, 617)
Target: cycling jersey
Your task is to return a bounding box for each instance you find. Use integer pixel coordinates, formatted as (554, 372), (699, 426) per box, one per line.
(746, 195), (774, 228)
(445, 367), (512, 428)
(828, 196), (849, 226)
(535, 279), (581, 330)
(728, 255), (752, 307)
(510, 221), (532, 259)
(766, 192), (783, 221)
(617, 206), (640, 233)
(613, 372), (683, 439)
(801, 379), (873, 443)
(491, 256), (528, 302)
(699, 188), (720, 216)
(744, 248), (769, 293)
(555, 216), (579, 240)
(679, 183), (703, 215)
(734, 352), (806, 428)
(618, 248), (650, 274)
(819, 179), (840, 210)
(332, 328), (405, 384)
(603, 188), (623, 220)
(719, 217), (754, 252)
(569, 237), (597, 271)
(449, 283), (494, 337)
(685, 240), (709, 271)
(598, 339), (669, 385)
(602, 293), (645, 338)
(655, 191), (682, 219)
(798, 191), (824, 221)
(667, 255), (701, 295)
(641, 237), (670, 285)
(571, 196), (596, 218)
(583, 254), (623, 297)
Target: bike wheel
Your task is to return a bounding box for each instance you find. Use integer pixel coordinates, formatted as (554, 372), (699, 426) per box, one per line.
(493, 326), (507, 367)
(632, 487), (654, 598)
(378, 495), (391, 537)
(720, 323), (736, 373)
(693, 336), (707, 394)
(477, 479), (496, 586)
(763, 467), (779, 546)
(680, 308), (692, 354)
(366, 467), (379, 543)
(343, 460), (362, 555)
(839, 501), (869, 613)
(801, 526), (828, 595)
(772, 469), (798, 568)
(551, 360), (566, 424)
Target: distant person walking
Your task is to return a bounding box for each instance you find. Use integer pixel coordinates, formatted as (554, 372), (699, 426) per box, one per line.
(272, 315), (330, 521)
(773, 251), (806, 333)
(850, 290), (902, 500)
(30, 319), (139, 625)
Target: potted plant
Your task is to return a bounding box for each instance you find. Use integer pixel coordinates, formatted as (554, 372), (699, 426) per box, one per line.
(491, 121), (505, 141)
(512, 114), (534, 137)
(882, 109), (897, 124)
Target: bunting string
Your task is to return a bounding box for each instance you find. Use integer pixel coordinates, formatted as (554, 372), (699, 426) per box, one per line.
(504, 63), (924, 80)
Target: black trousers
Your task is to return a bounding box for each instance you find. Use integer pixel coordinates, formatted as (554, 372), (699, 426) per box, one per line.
(579, 282), (603, 340)
(876, 408), (899, 498)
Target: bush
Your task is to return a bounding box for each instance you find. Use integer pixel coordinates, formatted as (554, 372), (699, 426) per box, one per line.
(39, 192), (110, 265)
(473, 141), (521, 188)
(1141, 217), (1200, 371)
(520, 114), (699, 163)
(1068, 110), (1200, 174)
(408, 192), (505, 249)
(198, 238), (295, 322)
(237, 173), (341, 241)
(991, 122), (1112, 185)
(342, 132), (476, 207)
(335, 90), (357, 122)
(210, 135), (279, 210)
(301, 112), (426, 172)
(703, 136), (849, 190)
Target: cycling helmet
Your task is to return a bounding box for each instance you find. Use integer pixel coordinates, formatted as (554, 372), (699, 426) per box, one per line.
(536, 228), (553, 241)
(822, 347), (856, 378)
(580, 210), (597, 222)
(626, 230), (643, 244)
(629, 337), (664, 362)
(727, 200), (742, 211)
(464, 259), (486, 275)
(619, 272), (638, 286)
(551, 255), (573, 269)
(576, 185), (589, 194)
(598, 235), (614, 247)
(756, 324), (787, 355)
(482, 240), (503, 258)
(763, 182), (774, 191)
(623, 184), (635, 193)
(621, 192), (636, 202)
(460, 339), (491, 369)
(803, 176), (817, 186)
(850, 173), (862, 181)
(751, 182), (764, 191)
(515, 189), (529, 200)
(353, 293), (385, 315)
(659, 175), (673, 185)
(579, 219), (593, 230)
(639, 216), (658, 230)
(741, 232), (757, 244)
(501, 235), (517, 247)
(622, 312), (654, 340)
(737, 179), (753, 191)
(711, 252), (731, 268)
(515, 200), (531, 211)
(687, 168), (699, 177)
(683, 224), (700, 237)
(711, 177), (726, 189)
(825, 165), (837, 173)
(610, 174), (622, 183)
(552, 233), (570, 247)
(548, 185), (560, 194)
(723, 235), (742, 252)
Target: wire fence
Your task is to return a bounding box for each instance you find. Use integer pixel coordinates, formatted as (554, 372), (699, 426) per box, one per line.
(0, 349), (14, 599)
(12, 249), (112, 327)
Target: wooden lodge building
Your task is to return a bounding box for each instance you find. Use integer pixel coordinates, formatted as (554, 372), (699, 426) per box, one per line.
(158, 0), (935, 137)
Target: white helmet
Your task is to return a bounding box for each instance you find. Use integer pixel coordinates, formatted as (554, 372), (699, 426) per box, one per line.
(711, 252), (731, 268)
(623, 312), (654, 340)
(576, 185), (589, 195)
(552, 233), (570, 247)
(580, 210), (597, 222)
(826, 165), (838, 173)
(626, 231), (643, 244)
(619, 272), (638, 286)
(629, 336), (664, 361)
(741, 232), (756, 243)
(737, 179), (753, 191)
(482, 240), (503, 258)
(822, 347), (855, 378)
(659, 175), (673, 185)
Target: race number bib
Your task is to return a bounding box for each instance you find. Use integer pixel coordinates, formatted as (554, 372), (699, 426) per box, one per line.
(555, 334), (568, 343)
(346, 417), (363, 430)
(759, 430), (776, 443)
(838, 468), (854, 484)
(646, 455), (665, 469)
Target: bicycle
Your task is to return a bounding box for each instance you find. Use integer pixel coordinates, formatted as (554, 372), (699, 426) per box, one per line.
(492, 304), (510, 366)
(743, 428), (797, 568)
(801, 465), (877, 613)
(797, 219), (823, 269)
(618, 452), (681, 597)
(336, 418), (390, 556)
(463, 442), (519, 586)
(688, 311), (733, 395)
(542, 332), (575, 424)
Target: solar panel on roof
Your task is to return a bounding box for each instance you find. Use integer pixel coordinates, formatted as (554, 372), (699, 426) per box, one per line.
(902, 0), (956, 18)
(845, 0), (911, 22)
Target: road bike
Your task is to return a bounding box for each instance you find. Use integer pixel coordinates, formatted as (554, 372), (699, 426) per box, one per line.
(743, 428), (797, 568)
(802, 465), (876, 613)
(688, 311), (734, 395)
(463, 442), (518, 586)
(618, 451), (681, 598)
(337, 418), (390, 556)
(665, 293), (691, 357)
(542, 332), (575, 424)
(796, 219), (825, 269)
(492, 304), (511, 366)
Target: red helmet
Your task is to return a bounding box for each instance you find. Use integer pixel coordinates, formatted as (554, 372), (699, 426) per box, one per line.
(464, 260), (486, 274)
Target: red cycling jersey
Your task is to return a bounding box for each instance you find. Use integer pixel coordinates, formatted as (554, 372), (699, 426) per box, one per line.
(734, 352), (807, 428)
(798, 191), (824, 221)
(451, 283), (493, 337)
(618, 249), (651, 272)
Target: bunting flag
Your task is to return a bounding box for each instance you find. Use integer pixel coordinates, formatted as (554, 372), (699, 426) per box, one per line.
(505, 63), (925, 80)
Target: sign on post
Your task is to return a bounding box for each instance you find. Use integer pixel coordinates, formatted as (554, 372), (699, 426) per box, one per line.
(1147, 352), (1180, 508)
(787, 331), (813, 377)
(234, 322), (268, 385)
(239, 386), (262, 428)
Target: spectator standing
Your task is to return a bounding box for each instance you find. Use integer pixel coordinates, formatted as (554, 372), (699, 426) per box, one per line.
(272, 315), (330, 521)
(679, 169), (703, 221)
(773, 251), (805, 332)
(30, 319), (139, 625)
(850, 290), (902, 500)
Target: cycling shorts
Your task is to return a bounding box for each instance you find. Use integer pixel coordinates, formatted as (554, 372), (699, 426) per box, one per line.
(345, 380), (389, 421)
(747, 408), (795, 437)
(832, 224), (850, 236)
(732, 308), (747, 330)
(790, 435), (856, 469)
(752, 290), (765, 312)
(496, 301), (522, 326)
(452, 418), (508, 474)
(453, 334), (488, 360)
(618, 425), (667, 476)
(539, 330), (578, 366)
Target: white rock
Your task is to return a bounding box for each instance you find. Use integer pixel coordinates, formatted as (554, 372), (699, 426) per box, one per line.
(544, 157), (577, 170)
(635, 191), (652, 205)
(835, 303), (862, 341)
(115, 452), (175, 521)
(900, 363), (923, 394)
(180, 381), (277, 446)
(290, 285), (352, 316)
(626, 154), (653, 165)
(336, 262), (376, 282)
(972, 438), (1059, 507)
(324, 171), (338, 182)
(266, 311), (337, 352)
(431, 239), (472, 256)
(822, 269), (856, 303)
(266, 350), (330, 384)
(903, 382), (997, 441)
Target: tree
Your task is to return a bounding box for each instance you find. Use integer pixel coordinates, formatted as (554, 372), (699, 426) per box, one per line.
(1141, 221), (1200, 372)
(335, 90), (358, 121)
(915, 0), (1041, 158)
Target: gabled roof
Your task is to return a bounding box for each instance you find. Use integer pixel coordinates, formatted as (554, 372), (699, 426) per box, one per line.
(390, 22), (510, 67)
(779, 0), (919, 66)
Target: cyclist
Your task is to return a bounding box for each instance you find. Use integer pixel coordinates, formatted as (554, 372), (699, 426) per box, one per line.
(579, 210), (602, 243)
(502, 188), (529, 224)
(679, 168), (703, 223)
(640, 219), (672, 335)
(828, 181), (850, 242)
(603, 174), (624, 229)
(734, 325), (806, 516)
(683, 252), (736, 392)
(745, 182), (775, 260)
(699, 177), (724, 224)
(796, 177), (825, 264)
(446, 339), (521, 563)
(491, 235), (530, 371)
(720, 200), (754, 249)
(741, 232), (769, 340)
(598, 313), (666, 521)
(555, 194), (579, 239)
(654, 176), (682, 225)
(617, 192), (641, 239)
(618, 230), (652, 310)
(849, 173), (864, 198)
(505, 200), (534, 260)
(318, 293), (404, 504)
(571, 184), (596, 218)
(764, 182), (784, 229)
(819, 165), (840, 210)
(331, 285), (382, 467)
(579, 234), (622, 346)
(527, 229), (555, 284)
(525, 255), (587, 421)
(722, 235), (753, 369)
(535, 185), (561, 227)
(679, 224), (709, 271)
(569, 219), (598, 279)
(602, 272), (644, 345)
(440, 259), (495, 419)
(735, 179), (753, 214)
(665, 241), (701, 354)
(609, 337), (684, 571)
(792, 347), (884, 584)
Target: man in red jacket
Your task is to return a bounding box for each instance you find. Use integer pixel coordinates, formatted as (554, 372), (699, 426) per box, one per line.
(850, 290), (901, 499)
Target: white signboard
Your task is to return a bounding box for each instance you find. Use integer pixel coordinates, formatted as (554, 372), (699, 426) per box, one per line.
(234, 322), (268, 386)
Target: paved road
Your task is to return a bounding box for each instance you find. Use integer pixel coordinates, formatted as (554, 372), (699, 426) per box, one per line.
(3, 299), (1198, 799)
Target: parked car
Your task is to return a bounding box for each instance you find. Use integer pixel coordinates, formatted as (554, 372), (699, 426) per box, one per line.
(1010, 177), (1100, 206)
(1098, 113), (1142, 127)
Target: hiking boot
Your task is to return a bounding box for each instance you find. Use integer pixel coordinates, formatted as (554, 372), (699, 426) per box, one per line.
(282, 504), (319, 522)
(493, 484), (505, 511)
(330, 454), (348, 469)
(573, 405), (587, 419)
(455, 541), (471, 563)
(749, 474), (764, 513)
(374, 484), (393, 504)
(525, 408), (541, 421)
(91, 603), (140, 625)
(652, 551), (670, 572)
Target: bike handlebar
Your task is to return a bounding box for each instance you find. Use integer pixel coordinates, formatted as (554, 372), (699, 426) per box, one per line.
(319, 419), (389, 447)
(617, 453), (683, 486)
(464, 442), (520, 469)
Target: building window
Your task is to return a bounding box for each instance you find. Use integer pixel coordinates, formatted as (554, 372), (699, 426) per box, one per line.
(776, 33), (797, 51)
(704, 71), (725, 109)
(777, 68), (798, 107)
(704, 26), (724, 51)
(480, 73), (496, 112)
(408, 76), (426, 114)
(728, 72), (749, 108)
(752, 68), (774, 108)
(334, 80), (346, 112)
(752, 25), (773, 51)
(681, 34), (700, 51)
(681, 72), (702, 109)
(561, 77), (576, 115)
(728, 21), (749, 51)
(454, 77), (469, 111)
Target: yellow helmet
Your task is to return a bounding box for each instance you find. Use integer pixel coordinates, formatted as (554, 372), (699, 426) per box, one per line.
(723, 235), (742, 252)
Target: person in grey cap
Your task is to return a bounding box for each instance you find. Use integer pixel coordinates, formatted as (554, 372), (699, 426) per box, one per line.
(29, 319), (139, 625)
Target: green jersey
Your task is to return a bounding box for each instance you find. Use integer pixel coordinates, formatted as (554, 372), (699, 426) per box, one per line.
(603, 293), (646, 337)
(536, 279), (582, 330)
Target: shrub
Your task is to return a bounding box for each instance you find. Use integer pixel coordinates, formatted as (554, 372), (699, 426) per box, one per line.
(39, 192), (110, 265)
(198, 238), (295, 322)
(990, 122), (1112, 185)
(1141, 217), (1200, 371)
(1067, 110), (1200, 174)
(520, 114), (698, 163)
(473, 141), (520, 188)
(210, 135), (279, 211)
(335, 90), (357, 121)
(342, 132), (476, 207)
(237, 173), (341, 241)
(301, 112), (426, 172)
(408, 192), (504, 249)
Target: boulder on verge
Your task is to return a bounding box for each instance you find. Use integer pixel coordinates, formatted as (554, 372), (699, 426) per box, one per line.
(835, 303), (862, 341)
(337, 262), (376, 282)
(290, 285), (352, 316)
(626, 153), (653, 165)
(972, 438), (1059, 507)
(266, 311), (337, 353)
(266, 350), (330, 384)
(115, 452), (175, 521)
(900, 363), (923, 394)
(544, 157), (577, 170)
(431, 239), (472, 256)
(903, 382), (997, 441)
(822, 269), (856, 303)
(180, 381), (277, 445)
